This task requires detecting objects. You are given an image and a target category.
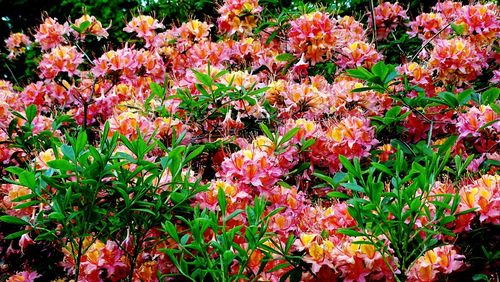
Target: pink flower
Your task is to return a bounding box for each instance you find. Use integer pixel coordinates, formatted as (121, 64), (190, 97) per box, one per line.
(408, 13), (450, 41)
(217, 0), (263, 36)
(370, 2), (408, 40)
(73, 14), (109, 39)
(5, 33), (31, 59)
(288, 12), (336, 65)
(456, 3), (500, 45)
(428, 38), (487, 84)
(123, 15), (164, 47)
(39, 45), (84, 79)
(6, 271), (40, 282)
(459, 174), (500, 225)
(336, 41), (382, 70)
(34, 17), (70, 50)
(406, 245), (465, 282)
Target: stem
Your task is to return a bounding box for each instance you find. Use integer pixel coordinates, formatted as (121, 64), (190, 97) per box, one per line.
(127, 232), (143, 282)
(74, 237), (84, 281)
(427, 120), (434, 147)
(67, 36), (95, 66)
(83, 78), (97, 130)
(369, 0), (378, 49)
(410, 23), (451, 62)
(3, 62), (19, 85)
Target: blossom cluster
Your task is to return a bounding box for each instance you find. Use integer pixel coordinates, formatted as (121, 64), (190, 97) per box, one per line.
(0, 1), (499, 281)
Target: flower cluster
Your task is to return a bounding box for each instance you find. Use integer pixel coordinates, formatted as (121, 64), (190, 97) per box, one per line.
(456, 105), (499, 153)
(428, 38), (487, 84)
(73, 14), (109, 39)
(5, 33), (31, 59)
(62, 239), (129, 282)
(39, 45), (84, 79)
(123, 15), (165, 47)
(459, 174), (500, 226)
(288, 12), (336, 65)
(406, 245), (465, 282)
(217, 0), (263, 36)
(34, 17), (69, 50)
(370, 2), (408, 40)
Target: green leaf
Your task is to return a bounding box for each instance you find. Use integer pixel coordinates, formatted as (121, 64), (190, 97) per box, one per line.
(75, 131), (88, 155)
(339, 155), (356, 175)
(371, 61), (389, 81)
(301, 138), (316, 151)
(218, 187), (227, 214)
(437, 135), (457, 155)
(71, 20), (91, 33)
(275, 53), (295, 62)
(14, 201), (40, 209)
(47, 159), (72, 171)
(472, 274), (490, 281)
(0, 215), (29, 225)
(482, 87), (499, 105)
(457, 89), (473, 106)
(260, 123), (273, 141)
(225, 209), (244, 222)
(61, 144), (75, 162)
(327, 191), (350, 199)
(47, 212), (65, 222)
(150, 82), (165, 97)
(385, 106), (401, 119)
(438, 92), (459, 108)
(478, 119), (499, 130)
(18, 171), (36, 189)
(371, 162), (393, 176)
(267, 262), (291, 273)
(4, 229), (30, 240)
(337, 228), (365, 237)
(278, 127), (299, 146)
(185, 145), (205, 163)
(346, 67), (373, 81)
(163, 221), (179, 243)
(25, 104), (37, 123)
(5, 167), (25, 175)
(451, 22), (465, 35)
(341, 183), (365, 193)
(192, 70), (212, 87)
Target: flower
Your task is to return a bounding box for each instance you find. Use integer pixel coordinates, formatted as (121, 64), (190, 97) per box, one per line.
(336, 41), (382, 70)
(406, 245), (465, 282)
(6, 271), (40, 282)
(217, 0), (263, 36)
(34, 17), (69, 50)
(428, 38), (487, 84)
(370, 2), (408, 40)
(455, 3), (499, 45)
(288, 12), (336, 65)
(123, 15), (164, 47)
(408, 13), (450, 41)
(5, 33), (31, 59)
(74, 14), (109, 39)
(39, 45), (83, 79)
(459, 174), (500, 225)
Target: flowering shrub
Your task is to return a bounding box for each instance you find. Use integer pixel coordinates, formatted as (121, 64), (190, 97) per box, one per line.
(0, 1), (499, 282)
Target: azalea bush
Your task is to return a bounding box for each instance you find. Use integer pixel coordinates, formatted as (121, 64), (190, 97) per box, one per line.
(0, 1), (499, 281)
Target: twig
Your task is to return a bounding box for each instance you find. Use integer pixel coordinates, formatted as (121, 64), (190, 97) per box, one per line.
(3, 62), (19, 85)
(410, 22), (451, 62)
(369, 0), (378, 49)
(66, 35), (95, 66)
(83, 78), (97, 130)
(390, 32), (407, 56)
